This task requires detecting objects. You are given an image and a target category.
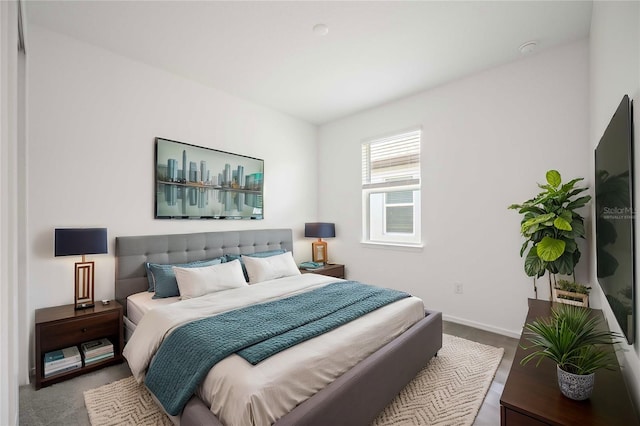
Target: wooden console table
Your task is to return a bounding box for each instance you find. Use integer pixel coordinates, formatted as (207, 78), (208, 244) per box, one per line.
(500, 298), (639, 425)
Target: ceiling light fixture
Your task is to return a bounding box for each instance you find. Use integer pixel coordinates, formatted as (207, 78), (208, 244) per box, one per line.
(519, 40), (538, 55)
(313, 24), (329, 36)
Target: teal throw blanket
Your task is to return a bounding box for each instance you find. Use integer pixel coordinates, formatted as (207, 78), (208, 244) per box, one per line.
(144, 281), (410, 415)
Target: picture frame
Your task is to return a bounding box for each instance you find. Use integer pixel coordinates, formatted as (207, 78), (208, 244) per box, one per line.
(155, 138), (264, 219)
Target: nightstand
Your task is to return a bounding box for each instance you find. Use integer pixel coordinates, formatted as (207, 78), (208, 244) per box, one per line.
(300, 263), (345, 279)
(34, 300), (124, 389)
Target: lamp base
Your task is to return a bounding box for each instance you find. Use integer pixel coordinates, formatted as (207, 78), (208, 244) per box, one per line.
(75, 259), (95, 311)
(311, 239), (328, 264)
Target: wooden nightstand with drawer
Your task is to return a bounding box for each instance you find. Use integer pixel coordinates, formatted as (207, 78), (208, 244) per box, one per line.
(34, 301), (124, 389)
(300, 263), (345, 279)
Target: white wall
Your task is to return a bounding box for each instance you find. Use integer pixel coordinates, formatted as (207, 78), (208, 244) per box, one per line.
(1, 0), (23, 423)
(318, 40), (590, 337)
(590, 0), (640, 412)
(24, 25), (318, 379)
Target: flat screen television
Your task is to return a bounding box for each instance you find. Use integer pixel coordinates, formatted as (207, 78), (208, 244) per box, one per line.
(595, 95), (635, 344)
(155, 138), (264, 220)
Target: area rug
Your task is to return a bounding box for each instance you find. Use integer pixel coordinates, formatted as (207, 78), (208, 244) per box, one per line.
(84, 334), (503, 426)
(372, 334), (504, 425)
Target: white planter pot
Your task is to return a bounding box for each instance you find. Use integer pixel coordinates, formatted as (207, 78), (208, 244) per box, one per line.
(557, 365), (595, 400)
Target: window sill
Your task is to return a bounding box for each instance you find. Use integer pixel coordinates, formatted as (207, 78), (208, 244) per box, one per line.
(360, 241), (424, 252)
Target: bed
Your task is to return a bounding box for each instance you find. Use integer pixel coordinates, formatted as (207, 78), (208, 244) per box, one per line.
(116, 229), (442, 426)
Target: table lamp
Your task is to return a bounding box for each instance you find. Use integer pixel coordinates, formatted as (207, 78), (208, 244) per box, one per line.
(55, 228), (108, 310)
(304, 222), (335, 264)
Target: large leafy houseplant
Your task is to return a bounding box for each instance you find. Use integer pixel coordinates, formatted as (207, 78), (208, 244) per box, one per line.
(521, 304), (620, 400)
(508, 170), (591, 296)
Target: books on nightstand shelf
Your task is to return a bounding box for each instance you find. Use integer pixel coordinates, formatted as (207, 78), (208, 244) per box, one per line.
(81, 338), (114, 366)
(44, 346), (81, 377)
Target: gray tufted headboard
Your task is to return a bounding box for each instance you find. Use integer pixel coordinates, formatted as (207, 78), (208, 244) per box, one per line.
(115, 229), (293, 314)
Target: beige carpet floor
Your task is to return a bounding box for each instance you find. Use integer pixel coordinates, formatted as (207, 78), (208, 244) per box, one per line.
(84, 334), (503, 426)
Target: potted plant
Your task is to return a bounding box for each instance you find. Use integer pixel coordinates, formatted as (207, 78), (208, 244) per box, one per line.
(552, 279), (591, 307)
(508, 170), (591, 298)
(521, 304), (620, 400)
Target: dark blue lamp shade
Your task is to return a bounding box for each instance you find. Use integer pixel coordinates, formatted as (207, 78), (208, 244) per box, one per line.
(304, 223), (336, 239)
(55, 228), (108, 257)
(304, 223), (335, 264)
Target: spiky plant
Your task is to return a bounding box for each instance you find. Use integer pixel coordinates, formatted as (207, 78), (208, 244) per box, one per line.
(521, 304), (620, 375)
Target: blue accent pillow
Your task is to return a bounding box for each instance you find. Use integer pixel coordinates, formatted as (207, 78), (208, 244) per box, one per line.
(146, 257), (225, 299)
(224, 250), (286, 282)
(145, 257), (227, 292)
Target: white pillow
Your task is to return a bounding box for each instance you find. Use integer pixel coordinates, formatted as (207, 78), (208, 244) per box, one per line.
(242, 251), (301, 284)
(173, 259), (247, 299)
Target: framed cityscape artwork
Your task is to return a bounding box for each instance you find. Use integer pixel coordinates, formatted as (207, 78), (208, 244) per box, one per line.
(155, 137), (264, 219)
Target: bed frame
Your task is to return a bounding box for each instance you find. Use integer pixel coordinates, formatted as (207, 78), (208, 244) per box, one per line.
(115, 229), (442, 426)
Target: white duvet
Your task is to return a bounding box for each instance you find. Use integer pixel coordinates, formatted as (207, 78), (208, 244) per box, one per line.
(123, 273), (424, 426)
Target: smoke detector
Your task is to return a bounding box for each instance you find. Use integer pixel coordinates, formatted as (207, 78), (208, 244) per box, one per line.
(313, 24), (329, 36)
(519, 41), (538, 55)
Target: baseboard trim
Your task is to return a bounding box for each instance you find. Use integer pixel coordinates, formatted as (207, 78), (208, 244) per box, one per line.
(443, 314), (522, 339)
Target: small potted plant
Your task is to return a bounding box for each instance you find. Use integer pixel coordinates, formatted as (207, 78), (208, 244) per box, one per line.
(521, 304), (620, 400)
(553, 279), (591, 307)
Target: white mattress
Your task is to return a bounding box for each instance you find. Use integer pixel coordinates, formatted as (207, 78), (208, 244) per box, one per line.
(126, 291), (180, 325)
(124, 274), (424, 426)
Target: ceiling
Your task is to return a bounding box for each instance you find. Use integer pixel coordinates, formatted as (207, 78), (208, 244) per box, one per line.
(26, 1), (593, 125)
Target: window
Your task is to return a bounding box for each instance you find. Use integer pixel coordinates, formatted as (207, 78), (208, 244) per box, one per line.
(362, 129), (421, 245)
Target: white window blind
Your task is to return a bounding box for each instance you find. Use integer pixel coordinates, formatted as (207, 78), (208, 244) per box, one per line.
(362, 129), (421, 189)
